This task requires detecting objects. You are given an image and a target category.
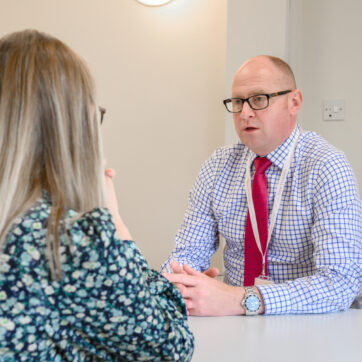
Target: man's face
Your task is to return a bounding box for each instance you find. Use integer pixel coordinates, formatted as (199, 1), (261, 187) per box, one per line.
(231, 58), (301, 156)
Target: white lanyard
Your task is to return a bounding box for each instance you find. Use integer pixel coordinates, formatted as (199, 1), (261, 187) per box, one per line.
(244, 129), (300, 277)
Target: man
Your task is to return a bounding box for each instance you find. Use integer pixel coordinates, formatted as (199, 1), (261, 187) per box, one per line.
(162, 55), (362, 316)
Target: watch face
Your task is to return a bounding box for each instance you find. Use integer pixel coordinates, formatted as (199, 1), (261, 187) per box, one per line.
(245, 295), (261, 312)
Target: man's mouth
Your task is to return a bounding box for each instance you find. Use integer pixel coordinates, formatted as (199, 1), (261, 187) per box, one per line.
(244, 126), (258, 132)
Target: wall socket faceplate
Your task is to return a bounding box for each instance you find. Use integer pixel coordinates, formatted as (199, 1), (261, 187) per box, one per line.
(323, 100), (345, 121)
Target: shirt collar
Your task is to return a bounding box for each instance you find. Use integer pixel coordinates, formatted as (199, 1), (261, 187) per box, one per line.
(248, 125), (300, 170)
(268, 125), (299, 169)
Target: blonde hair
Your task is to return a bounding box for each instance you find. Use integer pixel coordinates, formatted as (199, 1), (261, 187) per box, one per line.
(0, 30), (106, 279)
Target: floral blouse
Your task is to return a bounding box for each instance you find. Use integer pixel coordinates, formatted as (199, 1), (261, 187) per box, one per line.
(0, 194), (194, 361)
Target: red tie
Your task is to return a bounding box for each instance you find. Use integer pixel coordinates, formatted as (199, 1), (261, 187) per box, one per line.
(244, 157), (272, 286)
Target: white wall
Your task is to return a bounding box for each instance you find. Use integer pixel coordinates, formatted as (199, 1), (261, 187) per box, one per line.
(0, 0), (227, 269)
(220, 0), (362, 271)
(2, 0), (360, 270)
(225, 0), (290, 144)
(226, 0), (362, 197)
(208, 0), (290, 271)
(289, 0), (362, 192)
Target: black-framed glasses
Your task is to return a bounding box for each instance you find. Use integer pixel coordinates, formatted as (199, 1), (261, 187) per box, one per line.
(223, 90), (292, 113)
(99, 106), (106, 124)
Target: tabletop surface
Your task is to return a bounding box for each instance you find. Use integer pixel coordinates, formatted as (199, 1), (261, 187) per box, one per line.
(188, 309), (362, 362)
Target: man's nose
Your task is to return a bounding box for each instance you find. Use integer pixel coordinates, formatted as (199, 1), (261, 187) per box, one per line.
(239, 101), (255, 119)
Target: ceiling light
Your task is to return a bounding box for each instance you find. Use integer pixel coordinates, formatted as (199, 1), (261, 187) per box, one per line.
(136, 0), (173, 6)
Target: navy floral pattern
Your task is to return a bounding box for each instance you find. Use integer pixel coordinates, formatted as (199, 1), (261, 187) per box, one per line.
(0, 194), (194, 361)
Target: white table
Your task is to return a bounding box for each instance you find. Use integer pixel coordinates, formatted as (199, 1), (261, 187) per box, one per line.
(189, 309), (362, 362)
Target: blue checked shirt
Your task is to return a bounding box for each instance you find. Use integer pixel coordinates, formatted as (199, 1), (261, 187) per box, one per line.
(162, 125), (362, 314)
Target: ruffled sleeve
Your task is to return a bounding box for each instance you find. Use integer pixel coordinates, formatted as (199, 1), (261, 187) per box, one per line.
(47, 208), (194, 361)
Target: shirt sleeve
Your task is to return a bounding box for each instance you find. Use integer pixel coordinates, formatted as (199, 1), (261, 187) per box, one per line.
(47, 208), (194, 361)
(258, 153), (362, 314)
(161, 151), (220, 273)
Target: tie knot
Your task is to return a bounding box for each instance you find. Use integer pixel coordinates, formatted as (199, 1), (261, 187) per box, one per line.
(254, 157), (272, 174)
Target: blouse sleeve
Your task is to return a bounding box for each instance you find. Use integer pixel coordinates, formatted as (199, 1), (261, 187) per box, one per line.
(47, 208), (194, 361)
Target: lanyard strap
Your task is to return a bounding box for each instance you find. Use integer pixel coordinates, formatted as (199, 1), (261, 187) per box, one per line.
(244, 129), (300, 265)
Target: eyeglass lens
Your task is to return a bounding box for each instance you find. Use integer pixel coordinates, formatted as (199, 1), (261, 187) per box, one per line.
(228, 95), (268, 112)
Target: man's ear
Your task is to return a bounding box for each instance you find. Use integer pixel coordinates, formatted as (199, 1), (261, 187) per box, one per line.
(288, 89), (303, 116)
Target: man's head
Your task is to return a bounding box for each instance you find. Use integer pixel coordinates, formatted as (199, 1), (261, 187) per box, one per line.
(229, 55), (302, 156)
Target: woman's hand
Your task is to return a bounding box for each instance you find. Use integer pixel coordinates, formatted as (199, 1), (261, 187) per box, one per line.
(105, 168), (133, 240)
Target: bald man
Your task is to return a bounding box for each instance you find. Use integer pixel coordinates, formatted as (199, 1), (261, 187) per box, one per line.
(162, 55), (362, 316)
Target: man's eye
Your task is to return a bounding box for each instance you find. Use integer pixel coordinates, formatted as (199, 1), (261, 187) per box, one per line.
(253, 96), (265, 102)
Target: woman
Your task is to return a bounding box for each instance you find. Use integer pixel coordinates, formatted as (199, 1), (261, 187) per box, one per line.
(0, 30), (194, 361)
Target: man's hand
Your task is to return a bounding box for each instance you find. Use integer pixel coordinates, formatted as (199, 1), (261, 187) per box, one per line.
(170, 260), (219, 278)
(164, 263), (245, 316)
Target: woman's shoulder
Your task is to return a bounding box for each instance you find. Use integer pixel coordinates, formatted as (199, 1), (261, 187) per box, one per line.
(68, 207), (115, 239)
(3, 196), (51, 261)
(67, 207), (149, 269)
(4, 196), (142, 274)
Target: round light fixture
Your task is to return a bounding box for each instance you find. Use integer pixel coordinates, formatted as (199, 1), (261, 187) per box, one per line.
(136, 0), (173, 6)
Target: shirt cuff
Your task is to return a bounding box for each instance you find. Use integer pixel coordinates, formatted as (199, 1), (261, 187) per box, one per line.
(257, 283), (293, 315)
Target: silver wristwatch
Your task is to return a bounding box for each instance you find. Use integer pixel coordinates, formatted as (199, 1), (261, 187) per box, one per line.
(241, 287), (262, 315)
